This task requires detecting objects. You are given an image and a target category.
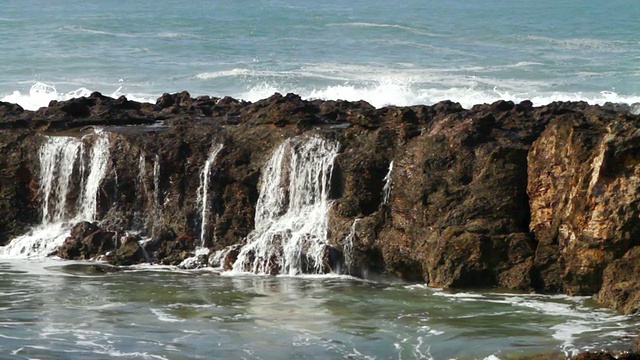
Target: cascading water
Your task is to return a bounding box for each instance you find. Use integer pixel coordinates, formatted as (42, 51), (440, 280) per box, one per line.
(153, 155), (161, 208)
(77, 130), (110, 221)
(0, 130), (111, 258)
(149, 155), (161, 238)
(231, 135), (339, 275)
(131, 153), (147, 232)
(38, 136), (84, 224)
(177, 144), (224, 269)
(196, 143), (223, 249)
(342, 218), (360, 274)
(382, 160), (393, 205)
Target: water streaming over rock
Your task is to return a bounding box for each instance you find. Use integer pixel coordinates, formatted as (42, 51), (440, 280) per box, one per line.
(132, 153), (148, 232)
(342, 218), (361, 274)
(232, 135), (339, 275)
(150, 155), (161, 238)
(77, 130), (111, 221)
(382, 160), (393, 205)
(0, 130), (111, 258)
(153, 155), (161, 208)
(196, 143), (223, 248)
(38, 136), (84, 224)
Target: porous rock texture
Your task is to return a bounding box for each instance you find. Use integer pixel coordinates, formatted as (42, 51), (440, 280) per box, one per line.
(0, 92), (639, 316)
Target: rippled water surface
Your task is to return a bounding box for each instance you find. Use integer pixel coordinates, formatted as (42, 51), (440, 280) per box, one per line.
(0, 260), (636, 359)
(1, 0), (639, 109)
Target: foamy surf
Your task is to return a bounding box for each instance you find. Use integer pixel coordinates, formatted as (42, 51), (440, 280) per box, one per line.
(240, 80), (640, 110)
(1, 82), (155, 111)
(3, 79), (640, 114)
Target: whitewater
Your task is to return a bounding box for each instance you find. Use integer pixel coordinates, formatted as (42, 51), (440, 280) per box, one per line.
(1, 0), (639, 111)
(1, 1), (640, 359)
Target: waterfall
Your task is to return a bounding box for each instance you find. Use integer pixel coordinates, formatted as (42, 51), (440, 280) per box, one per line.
(196, 143), (223, 248)
(38, 136), (84, 224)
(132, 153), (148, 232)
(0, 130), (111, 258)
(151, 155), (161, 238)
(153, 155), (161, 208)
(342, 218), (360, 274)
(232, 135), (339, 275)
(382, 160), (394, 205)
(77, 130), (110, 221)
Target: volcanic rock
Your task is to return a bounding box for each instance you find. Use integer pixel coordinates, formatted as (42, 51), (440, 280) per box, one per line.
(1, 92), (639, 317)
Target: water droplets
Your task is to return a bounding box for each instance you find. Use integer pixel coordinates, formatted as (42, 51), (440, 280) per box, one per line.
(232, 135), (339, 275)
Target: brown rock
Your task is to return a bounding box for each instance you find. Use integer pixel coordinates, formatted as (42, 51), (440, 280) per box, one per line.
(528, 113), (640, 297)
(595, 246), (640, 314)
(58, 221), (116, 260)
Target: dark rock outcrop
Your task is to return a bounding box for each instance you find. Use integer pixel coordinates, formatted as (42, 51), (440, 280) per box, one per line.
(59, 221), (117, 260)
(573, 352), (640, 360)
(1, 92), (640, 318)
(59, 221), (145, 265)
(528, 111), (640, 297)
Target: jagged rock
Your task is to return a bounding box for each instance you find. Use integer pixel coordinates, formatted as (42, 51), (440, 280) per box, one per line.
(595, 246), (640, 314)
(528, 113), (640, 297)
(59, 221), (116, 260)
(363, 102), (541, 289)
(573, 352), (640, 360)
(58, 222), (145, 266)
(1, 93), (640, 315)
(146, 232), (197, 266)
(573, 353), (616, 360)
(106, 233), (145, 266)
(0, 131), (38, 245)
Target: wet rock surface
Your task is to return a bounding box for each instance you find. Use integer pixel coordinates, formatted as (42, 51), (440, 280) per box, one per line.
(1, 92), (639, 317)
(572, 351), (640, 360)
(58, 221), (146, 265)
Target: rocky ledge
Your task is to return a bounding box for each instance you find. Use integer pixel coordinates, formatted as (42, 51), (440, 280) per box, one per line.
(1, 92), (639, 316)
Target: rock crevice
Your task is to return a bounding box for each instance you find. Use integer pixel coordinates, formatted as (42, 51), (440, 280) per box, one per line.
(1, 93), (639, 314)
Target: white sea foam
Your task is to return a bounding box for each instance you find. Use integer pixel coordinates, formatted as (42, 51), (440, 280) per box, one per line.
(521, 35), (630, 52)
(238, 78), (640, 110)
(195, 69), (252, 80)
(1, 82), (154, 111)
(150, 308), (185, 323)
(0, 224), (71, 259)
(3, 75), (640, 115)
(155, 31), (202, 39)
(1, 83), (92, 111)
(63, 25), (138, 38)
(429, 289), (636, 356)
(326, 22), (444, 37)
(195, 62), (640, 109)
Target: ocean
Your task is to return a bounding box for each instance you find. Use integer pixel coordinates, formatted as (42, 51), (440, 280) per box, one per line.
(1, 0), (639, 110)
(0, 260), (637, 360)
(1, 1), (639, 359)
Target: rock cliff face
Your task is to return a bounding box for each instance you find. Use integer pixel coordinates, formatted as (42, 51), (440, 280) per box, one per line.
(0, 92), (638, 314)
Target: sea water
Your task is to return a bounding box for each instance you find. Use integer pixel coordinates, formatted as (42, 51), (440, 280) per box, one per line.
(0, 260), (637, 360)
(0, 0), (639, 110)
(1, 2), (640, 358)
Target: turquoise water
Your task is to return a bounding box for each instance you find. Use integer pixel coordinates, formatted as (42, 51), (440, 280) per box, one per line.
(1, 3), (640, 358)
(1, 0), (639, 110)
(0, 260), (637, 360)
